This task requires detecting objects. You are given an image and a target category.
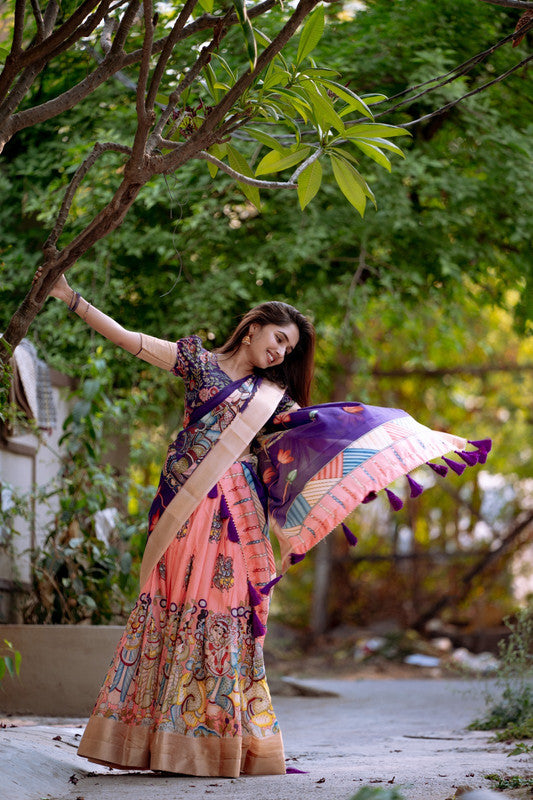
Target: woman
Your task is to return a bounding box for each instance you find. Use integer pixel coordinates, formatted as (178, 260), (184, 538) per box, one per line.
(36, 269), (489, 778)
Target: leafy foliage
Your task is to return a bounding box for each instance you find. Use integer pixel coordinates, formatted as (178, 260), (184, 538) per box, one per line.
(0, 639), (21, 684)
(25, 352), (148, 624)
(470, 607), (533, 741)
(350, 788), (407, 800)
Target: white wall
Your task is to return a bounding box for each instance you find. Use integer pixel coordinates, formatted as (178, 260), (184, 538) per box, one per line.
(0, 369), (73, 619)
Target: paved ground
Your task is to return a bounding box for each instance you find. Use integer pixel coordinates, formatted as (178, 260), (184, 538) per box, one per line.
(2, 677), (531, 800)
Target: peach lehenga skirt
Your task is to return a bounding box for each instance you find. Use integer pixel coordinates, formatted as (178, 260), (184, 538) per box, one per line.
(77, 462), (285, 777)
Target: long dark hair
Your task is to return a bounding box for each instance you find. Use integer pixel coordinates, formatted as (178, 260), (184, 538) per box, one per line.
(217, 301), (315, 406)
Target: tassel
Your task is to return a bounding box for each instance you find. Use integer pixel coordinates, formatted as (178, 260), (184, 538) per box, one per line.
(427, 461), (448, 477)
(207, 484), (218, 499)
(468, 438), (492, 453)
(407, 474), (424, 498)
(228, 517), (240, 543)
(456, 450), (479, 466)
(477, 450), (488, 464)
(260, 574), (283, 595)
(385, 488), (403, 511)
(290, 552), (306, 565)
(251, 609), (266, 638)
(248, 580), (262, 606)
(442, 456), (466, 475)
(342, 522), (358, 546)
(362, 491), (377, 504)
(220, 494), (230, 520)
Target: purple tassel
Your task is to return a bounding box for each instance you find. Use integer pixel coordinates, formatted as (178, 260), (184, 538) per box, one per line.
(207, 484), (218, 499)
(468, 438), (492, 453)
(248, 580), (262, 607)
(290, 552), (306, 565)
(286, 767), (309, 774)
(407, 474), (424, 498)
(220, 494), (230, 519)
(228, 517), (240, 543)
(442, 456), (466, 475)
(260, 574), (283, 595)
(385, 488), (403, 511)
(362, 491), (377, 504)
(427, 461), (448, 477)
(456, 450), (479, 466)
(342, 522), (358, 546)
(477, 450), (488, 464)
(251, 609), (266, 638)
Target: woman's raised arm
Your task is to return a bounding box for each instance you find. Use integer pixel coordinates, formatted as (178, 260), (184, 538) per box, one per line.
(36, 269), (177, 371)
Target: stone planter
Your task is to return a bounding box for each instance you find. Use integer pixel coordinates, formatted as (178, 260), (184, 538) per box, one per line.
(0, 625), (122, 716)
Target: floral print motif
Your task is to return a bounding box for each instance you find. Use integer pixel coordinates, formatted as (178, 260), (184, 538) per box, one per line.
(212, 553), (234, 590)
(209, 510), (222, 542)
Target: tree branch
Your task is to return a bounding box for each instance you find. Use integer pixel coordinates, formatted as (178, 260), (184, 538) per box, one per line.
(403, 54), (533, 128)
(29, 0), (45, 41)
(150, 11), (232, 145)
(145, 0), (200, 114)
(198, 151), (297, 188)
(12, 0), (26, 56)
(373, 29), (519, 120)
(45, 141), (133, 252)
(135, 0), (154, 128)
(158, 0), (320, 175)
(477, 0), (533, 8)
(290, 147), (322, 182)
(14, 0), (103, 70)
(110, 0), (141, 54)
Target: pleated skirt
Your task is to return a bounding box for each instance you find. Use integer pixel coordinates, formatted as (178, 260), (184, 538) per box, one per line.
(77, 461), (285, 777)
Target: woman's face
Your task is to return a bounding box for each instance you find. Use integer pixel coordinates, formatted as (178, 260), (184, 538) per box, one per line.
(247, 322), (300, 370)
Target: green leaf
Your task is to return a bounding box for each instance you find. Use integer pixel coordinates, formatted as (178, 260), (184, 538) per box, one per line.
(359, 136), (406, 157)
(318, 79), (373, 118)
(299, 79), (345, 134)
(255, 146), (311, 176)
(351, 140), (392, 171)
(262, 69), (291, 91)
(297, 159), (323, 210)
(245, 128), (285, 153)
(226, 144), (261, 209)
(344, 123), (410, 139)
(232, 0), (246, 24)
(242, 17), (257, 70)
(330, 154), (366, 217)
(232, 0), (257, 70)
(14, 650), (21, 676)
(299, 67), (340, 79)
(274, 88), (312, 122)
(0, 659), (5, 682)
(203, 63), (221, 102)
(361, 93), (388, 105)
(212, 54), (236, 82)
(296, 5), (325, 65)
(198, 0), (214, 11)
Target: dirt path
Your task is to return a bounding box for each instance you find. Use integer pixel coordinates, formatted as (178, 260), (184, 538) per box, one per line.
(2, 677), (531, 800)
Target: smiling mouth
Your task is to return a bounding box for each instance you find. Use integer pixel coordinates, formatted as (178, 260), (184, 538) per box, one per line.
(267, 350), (275, 364)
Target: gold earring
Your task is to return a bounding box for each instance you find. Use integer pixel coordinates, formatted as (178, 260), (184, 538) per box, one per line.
(242, 335), (251, 345)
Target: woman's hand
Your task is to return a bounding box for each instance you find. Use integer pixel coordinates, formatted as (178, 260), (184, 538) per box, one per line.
(33, 267), (73, 304)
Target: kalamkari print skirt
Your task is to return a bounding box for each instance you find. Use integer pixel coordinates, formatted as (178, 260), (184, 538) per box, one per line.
(77, 461), (285, 777)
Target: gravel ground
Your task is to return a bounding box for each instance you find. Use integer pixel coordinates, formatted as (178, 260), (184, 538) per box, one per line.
(1, 677), (531, 800)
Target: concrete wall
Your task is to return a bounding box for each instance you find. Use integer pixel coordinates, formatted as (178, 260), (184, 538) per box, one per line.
(0, 625), (122, 716)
